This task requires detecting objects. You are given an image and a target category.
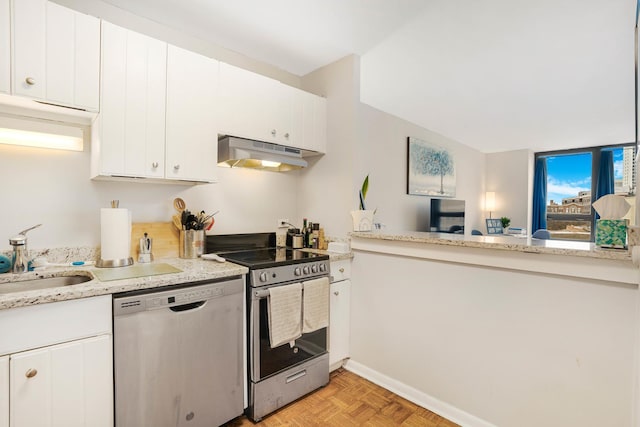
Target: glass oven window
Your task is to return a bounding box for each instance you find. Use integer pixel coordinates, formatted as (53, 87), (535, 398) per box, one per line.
(258, 298), (327, 379)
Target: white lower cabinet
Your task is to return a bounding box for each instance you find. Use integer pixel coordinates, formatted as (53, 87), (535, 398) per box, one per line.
(329, 260), (351, 370)
(9, 334), (113, 427)
(0, 356), (7, 427)
(0, 295), (113, 427)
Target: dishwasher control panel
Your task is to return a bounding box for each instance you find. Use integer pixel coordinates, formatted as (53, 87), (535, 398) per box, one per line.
(113, 279), (243, 316)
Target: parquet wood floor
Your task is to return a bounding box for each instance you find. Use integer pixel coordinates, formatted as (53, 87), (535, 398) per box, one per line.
(223, 368), (460, 426)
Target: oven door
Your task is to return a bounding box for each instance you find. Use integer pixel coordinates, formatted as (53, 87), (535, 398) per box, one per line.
(249, 281), (328, 382)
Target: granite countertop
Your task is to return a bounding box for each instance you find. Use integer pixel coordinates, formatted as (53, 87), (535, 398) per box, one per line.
(351, 231), (632, 262)
(301, 248), (354, 261)
(0, 257), (248, 310)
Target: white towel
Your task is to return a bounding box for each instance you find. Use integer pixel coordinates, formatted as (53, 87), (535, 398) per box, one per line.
(302, 277), (330, 333)
(268, 282), (303, 348)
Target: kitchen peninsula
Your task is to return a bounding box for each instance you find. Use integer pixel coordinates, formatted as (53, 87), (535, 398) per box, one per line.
(347, 231), (639, 427)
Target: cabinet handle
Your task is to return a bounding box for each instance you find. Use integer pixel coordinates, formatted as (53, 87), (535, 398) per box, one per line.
(152, 162), (159, 168)
(271, 129), (276, 137)
(334, 291), (339, 296)
(25, 77), (36, 86)
(25, 368), (38, 378)
(284, 133), (290, 139)
(339, 268), (345, 273)
(173, 164), (180, 171)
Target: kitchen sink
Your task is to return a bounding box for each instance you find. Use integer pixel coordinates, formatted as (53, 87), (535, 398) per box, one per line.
(0, 273), (94, 295)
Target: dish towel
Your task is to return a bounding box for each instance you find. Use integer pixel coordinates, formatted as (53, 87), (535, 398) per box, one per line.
(302, 277), (330, 333)
(268, 282), (303, 348)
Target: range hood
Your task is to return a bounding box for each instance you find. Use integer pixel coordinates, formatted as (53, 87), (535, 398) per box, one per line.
(218, 136), (308, 172)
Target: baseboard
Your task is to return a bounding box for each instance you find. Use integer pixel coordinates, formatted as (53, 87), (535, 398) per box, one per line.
(344, 359), (495, 427)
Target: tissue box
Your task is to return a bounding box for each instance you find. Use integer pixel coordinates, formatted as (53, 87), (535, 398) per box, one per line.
(595, 219), (628, 248)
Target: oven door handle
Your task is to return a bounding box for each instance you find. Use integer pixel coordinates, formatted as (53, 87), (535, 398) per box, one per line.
(285, 369), (307, 384)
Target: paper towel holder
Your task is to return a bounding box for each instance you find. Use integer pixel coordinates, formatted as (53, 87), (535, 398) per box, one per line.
(96, 257), (133, 268)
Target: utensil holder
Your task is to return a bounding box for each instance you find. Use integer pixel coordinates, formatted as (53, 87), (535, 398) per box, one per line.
(180, 230), (205, 258)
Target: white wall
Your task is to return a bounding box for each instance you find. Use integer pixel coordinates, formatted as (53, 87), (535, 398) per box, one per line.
(485, 149), (533, 230)
(350, 250), (637, 427)
(300, 55), (487, 237)
(0, 142), (299, 248)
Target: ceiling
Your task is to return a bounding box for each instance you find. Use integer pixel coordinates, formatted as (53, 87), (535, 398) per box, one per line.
(100, 0), (636, 154)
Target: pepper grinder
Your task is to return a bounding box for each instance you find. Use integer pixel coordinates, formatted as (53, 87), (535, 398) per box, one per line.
(138, 232), (153, 263)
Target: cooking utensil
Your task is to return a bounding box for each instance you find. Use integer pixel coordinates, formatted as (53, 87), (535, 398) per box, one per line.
(173, 197), (186, 213)
(172, 214), (182, 230)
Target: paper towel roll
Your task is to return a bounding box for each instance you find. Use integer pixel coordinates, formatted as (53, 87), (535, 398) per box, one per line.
(100, 208), (131, 262)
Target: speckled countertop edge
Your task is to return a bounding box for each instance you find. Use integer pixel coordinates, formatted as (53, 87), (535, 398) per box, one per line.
(0, 257), (248, 310)
(350, 231), (632, 262)
(0, 240), (357, 310)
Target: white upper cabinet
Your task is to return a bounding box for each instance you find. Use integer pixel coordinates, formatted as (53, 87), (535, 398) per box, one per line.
(11, 0), (100, 111)
(0, 0), (9, 95)
(292, 87), (327, 153)
(94, 22), (218, 183)
(218, 61), (326, 153)
(165, 45), (219, 183)
(96, 21), (167, 179)
(218, 62), (295, 146)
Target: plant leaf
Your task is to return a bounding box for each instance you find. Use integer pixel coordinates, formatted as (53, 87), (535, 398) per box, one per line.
(361, 175), (369, 201)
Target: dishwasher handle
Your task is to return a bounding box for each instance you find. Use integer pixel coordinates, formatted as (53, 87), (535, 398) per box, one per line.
(169, 300), (206, 312)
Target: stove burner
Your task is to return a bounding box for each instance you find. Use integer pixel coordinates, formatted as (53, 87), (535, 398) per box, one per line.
(218, 248), (326, 268)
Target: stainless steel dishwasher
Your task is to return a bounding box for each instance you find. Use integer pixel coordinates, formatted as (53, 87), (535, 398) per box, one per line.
(113, 277), (244, 427)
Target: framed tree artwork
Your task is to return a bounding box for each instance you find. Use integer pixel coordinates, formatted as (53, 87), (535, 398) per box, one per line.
(407, 137), (456, 197)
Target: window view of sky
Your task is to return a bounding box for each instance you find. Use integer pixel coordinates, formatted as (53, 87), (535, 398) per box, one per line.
(546, 153), (592, 205)
(546, 148), (625, 204)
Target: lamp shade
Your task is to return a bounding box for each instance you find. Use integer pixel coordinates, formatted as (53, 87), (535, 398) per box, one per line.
(485, 192), (496, 212)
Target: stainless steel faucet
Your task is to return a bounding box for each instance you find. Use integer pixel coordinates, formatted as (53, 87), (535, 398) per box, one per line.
(9, 224), (42, 273)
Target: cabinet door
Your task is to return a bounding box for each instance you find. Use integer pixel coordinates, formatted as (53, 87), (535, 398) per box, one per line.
(292, 89), (327, 153)
(165, 45), (219, 182)
(218, 62), (282, 143)
(45, 2), (99, 111)
(12, 0), (46, 99)
(0, 0), (9, 94)
(0, 356), (7, 427)
(10, 335), (113, 427)
(329, 279), (351, 367)
(12, 0), (100, 110)
(100, 21), (166, 178)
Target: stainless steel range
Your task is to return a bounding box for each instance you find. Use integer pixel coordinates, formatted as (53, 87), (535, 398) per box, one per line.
(207, 233), (330, 422)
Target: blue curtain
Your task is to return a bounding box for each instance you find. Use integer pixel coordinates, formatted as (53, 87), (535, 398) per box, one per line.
(532, 157), (547, 232)
(594, 150), (615, 219)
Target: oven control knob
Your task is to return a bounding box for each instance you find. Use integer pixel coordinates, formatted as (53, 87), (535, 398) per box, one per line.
(319, 263), (326, 272)
(294, 267), (302, 276)
(259, 272), (268, 282)
(303, 266), (310, 275)
(311, 264), (318, 273)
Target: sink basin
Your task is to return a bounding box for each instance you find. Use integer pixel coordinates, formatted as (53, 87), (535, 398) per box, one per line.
(0, 273), (93, 295)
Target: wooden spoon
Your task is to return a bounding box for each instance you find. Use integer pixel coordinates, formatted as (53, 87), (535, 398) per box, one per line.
(173, 197), (186, 213)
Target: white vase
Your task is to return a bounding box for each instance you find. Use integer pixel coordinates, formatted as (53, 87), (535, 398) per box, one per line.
(351, 210), (374, 232)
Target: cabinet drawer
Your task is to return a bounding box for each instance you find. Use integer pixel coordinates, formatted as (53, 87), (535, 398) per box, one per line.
(330, 260), (351, 282)
(0, 295), (111, 356)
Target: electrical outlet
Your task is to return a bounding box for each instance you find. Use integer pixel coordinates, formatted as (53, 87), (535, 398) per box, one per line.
(277, 218), (290, 228)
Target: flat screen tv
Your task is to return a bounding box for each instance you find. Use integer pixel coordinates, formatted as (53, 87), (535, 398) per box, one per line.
(430, 199), (465, 234)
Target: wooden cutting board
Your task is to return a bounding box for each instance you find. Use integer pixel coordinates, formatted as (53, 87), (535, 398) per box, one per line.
(131, 222), (180, 259)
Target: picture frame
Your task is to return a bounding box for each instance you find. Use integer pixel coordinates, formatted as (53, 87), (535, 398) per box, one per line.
(485, 219), (503, 235)
(407, 137), (456, 197)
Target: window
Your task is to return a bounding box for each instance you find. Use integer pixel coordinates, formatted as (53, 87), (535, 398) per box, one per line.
(534, 144), (636, 241)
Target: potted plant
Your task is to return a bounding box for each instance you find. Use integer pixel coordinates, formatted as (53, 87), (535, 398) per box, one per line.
(500, 216), (511, 229)
(351, 175), (375, 231)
